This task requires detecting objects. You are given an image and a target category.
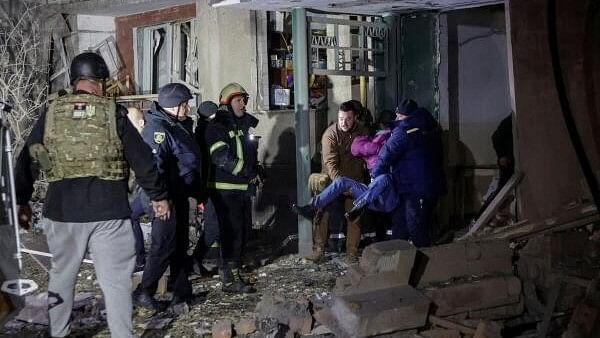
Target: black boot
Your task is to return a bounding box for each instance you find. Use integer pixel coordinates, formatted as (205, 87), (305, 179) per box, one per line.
(220, 263), (256, 294)
(345, 205), (366, 223)
(132, 287), (166, 312)
(292, 203), (317, 220)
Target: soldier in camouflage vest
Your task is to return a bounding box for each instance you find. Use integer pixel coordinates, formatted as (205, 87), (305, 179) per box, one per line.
(16, 52), (170, 338)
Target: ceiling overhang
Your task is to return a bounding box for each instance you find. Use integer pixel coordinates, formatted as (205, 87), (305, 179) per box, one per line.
(209, 0), (504, 15)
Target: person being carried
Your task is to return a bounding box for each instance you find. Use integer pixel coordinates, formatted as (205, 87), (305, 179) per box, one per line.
(293, 109), (398, 222)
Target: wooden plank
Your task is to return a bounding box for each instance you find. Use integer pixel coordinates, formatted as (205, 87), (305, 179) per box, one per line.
(479, 204), (598, 241)
(458, 172), (523, 240)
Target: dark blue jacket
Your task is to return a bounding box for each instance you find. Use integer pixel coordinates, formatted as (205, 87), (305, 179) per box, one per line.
(142, 103), (203, 198)
(372, 108), (447, 198)
(204, 108), (259, 191)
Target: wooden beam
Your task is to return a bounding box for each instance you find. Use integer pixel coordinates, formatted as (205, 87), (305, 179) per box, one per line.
(458, 172), (523, 240)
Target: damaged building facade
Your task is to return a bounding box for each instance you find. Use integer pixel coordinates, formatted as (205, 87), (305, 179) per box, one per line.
(1, 0), (600, 337)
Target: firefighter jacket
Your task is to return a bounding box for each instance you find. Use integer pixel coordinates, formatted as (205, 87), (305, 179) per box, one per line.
(205, 108), (259, 191)
(142, 102), (203, 198)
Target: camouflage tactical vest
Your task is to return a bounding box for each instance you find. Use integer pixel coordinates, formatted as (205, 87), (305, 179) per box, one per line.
(31, 94), (127, 182)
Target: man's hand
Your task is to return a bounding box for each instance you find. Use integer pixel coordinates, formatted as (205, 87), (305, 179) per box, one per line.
(18, 204), (32, 230)
(151, 199), (171, 221)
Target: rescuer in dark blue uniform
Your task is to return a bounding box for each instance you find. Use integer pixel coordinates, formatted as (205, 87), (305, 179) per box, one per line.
(133, 83), (203, 309)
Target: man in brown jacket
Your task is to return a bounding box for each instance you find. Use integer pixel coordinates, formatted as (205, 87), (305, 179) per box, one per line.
(311, 101), (368, 261)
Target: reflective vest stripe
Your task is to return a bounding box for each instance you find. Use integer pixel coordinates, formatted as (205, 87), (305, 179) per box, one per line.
(210, 141), (228, 155)
(207, 182), (248, 190)
(232, 131), (244, 176)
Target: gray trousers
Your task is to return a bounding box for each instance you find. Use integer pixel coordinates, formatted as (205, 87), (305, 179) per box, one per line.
(45, 218), (136, 338)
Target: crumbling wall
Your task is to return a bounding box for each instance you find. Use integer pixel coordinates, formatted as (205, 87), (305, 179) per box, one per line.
(507, 0), (600, 222)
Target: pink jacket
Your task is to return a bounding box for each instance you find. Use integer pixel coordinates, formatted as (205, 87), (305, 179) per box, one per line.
(351, 130), (391, 171)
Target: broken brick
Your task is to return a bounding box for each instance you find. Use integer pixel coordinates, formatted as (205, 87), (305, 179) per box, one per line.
(255, 295), (312, 334)
(212, 319), (233, 338)
(234, 317), (256, 335)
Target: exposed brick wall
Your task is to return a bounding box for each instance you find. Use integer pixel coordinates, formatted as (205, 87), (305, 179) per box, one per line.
(115, 3), (196, 90)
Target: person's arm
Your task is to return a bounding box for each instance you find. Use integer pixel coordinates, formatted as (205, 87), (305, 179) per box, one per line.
(322, 131), (342, 180)
(351, 135), (381, 158)
(206, 126), (245, 176)
(117, 110), (168, 202)
(371, 128), (409, 178)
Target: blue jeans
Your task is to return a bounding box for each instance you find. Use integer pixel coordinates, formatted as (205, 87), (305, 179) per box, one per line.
(390, 195), (437, 247)
(313, 175), (396, 213)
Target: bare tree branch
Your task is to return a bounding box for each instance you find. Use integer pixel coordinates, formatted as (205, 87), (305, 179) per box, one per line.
(0, 0), (49, 153)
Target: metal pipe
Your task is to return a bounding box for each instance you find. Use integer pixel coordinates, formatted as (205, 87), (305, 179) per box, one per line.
(4, 127), (22, 272)
(292, 7), (312, 257)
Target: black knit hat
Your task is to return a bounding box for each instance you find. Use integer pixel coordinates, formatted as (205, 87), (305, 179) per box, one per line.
(396, 98), (418, 116)
(158, 83), (192, 108)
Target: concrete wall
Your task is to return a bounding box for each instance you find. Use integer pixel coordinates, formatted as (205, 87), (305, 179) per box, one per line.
(76, 15), (115, 52)
(449, 6), (510, 167)
(438, 5), (511, 221)
(507, 0), (600, 222)
(195, 0), (268, 111)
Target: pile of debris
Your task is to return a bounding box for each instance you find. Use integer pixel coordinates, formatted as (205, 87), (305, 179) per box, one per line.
(311, 239), (516, 337)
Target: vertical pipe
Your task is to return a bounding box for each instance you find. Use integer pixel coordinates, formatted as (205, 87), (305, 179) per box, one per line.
(292, 8), (312, 257)
(359, 16), (367, 108)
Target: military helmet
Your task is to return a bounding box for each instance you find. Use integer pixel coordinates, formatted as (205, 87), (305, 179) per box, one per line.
(219, 82), (249, 105)
(158, 83), (193, 108)
(69, 52), (110, 85)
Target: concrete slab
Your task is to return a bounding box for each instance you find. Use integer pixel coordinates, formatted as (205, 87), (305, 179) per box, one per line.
(335, 264), (412, 296)
(414, 240), (512, 286)
(331, 285), (430, 337)
(359, 240), (417, 277)
(424, 276), (521, 316)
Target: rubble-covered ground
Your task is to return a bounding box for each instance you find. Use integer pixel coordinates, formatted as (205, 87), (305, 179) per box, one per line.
(1, 228), (346, 338)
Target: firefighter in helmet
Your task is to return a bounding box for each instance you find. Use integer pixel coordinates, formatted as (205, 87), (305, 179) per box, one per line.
(203, 82), (260, 293)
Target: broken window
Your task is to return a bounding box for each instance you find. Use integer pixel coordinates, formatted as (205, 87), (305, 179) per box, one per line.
(133, 20), (198, 94)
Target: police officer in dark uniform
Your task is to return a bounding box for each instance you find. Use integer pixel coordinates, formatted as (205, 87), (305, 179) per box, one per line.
(16, 52), (170, 338)
(204, 83), (259, 293)
(132, 83), (203, 309)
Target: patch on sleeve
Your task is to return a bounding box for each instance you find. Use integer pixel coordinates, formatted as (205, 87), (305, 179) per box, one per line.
(153, 131), (166, 144)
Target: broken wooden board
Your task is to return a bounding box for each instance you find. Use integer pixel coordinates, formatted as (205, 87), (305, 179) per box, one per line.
(480, 206), (599, 241)
(458, 172), (523, 240)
